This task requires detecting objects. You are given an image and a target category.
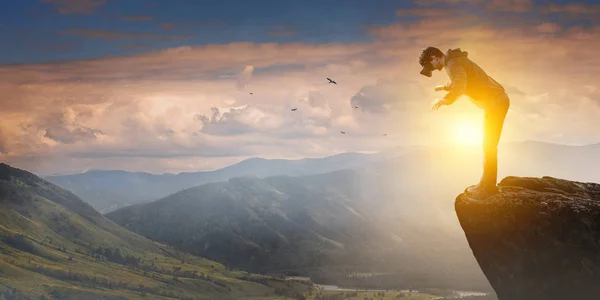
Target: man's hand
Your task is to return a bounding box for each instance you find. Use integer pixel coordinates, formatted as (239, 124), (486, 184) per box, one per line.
(431, 98), (451, 110)
(434, 85), (448, 92)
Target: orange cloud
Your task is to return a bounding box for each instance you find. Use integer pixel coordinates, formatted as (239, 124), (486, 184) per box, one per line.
(2, 10), (600, 174)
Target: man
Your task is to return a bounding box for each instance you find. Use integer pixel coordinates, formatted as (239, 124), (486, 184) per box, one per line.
(419, 46), (510, 198)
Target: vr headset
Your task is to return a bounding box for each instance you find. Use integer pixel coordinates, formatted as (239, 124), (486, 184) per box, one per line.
(420, 62), (433, 77)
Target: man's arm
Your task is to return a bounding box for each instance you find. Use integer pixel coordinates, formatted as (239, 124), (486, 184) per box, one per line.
(442, 65), (467, 104)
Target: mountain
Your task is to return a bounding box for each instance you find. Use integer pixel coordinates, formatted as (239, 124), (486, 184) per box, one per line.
(0, 163), (311, 300)
(106, 140), (600, 292)
(44, 141), (600, 214)
(44, 151), (395, 213)
(456, 176), (600, 300)
(106, 170), (491, 291)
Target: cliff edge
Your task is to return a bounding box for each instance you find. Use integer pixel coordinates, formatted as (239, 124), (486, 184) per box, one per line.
(456, 176), (600, 300)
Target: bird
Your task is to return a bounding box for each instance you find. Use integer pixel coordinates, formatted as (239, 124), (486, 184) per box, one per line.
(340, 131), (346, 134)
(327, 78), (337, 84)
(354, 105), (359, 109)
(249, 92), (253, 95)
(291, 108), (297, 111)
(383, 133), (387, 136)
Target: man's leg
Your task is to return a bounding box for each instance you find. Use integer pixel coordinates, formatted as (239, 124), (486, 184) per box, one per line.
(466, 92), (509, 196)
(481, 92), (510, 188)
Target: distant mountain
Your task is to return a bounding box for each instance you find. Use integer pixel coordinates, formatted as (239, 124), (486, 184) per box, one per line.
(45, 141), (600, 215)
(0, 163), (311, 300)
(106, 170), (490, 291)
(106, 140), (600, 292)
(44, 151), (398, 213)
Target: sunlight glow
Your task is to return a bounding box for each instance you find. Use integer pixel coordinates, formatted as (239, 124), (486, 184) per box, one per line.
(453, 121), (482, 145)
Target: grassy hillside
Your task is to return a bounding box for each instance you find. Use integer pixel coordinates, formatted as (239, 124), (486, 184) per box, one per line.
(0, 163), (311, 300)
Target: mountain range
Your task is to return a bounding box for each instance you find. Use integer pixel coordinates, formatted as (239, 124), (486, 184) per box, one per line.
(44, 151), (407, 213)
(14, 140), (600, 294)
(103, 141), (600, 291)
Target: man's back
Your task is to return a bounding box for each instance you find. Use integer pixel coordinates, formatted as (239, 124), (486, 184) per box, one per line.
(445, 48), (505, 107)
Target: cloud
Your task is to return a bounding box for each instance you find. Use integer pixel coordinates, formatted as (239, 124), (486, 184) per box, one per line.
(37, 107), (104, 144)
(39, 0), (108, 15)
(351, 82), (396, 114)
(536, 22), (561, 33)
(196, 105), (283, 136)
(236, 65), (255, 90)
(44, 124), (102, 144)
(3, 7), (600, 174)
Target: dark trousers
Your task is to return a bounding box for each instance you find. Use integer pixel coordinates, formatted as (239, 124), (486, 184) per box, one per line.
(480, 91), (510, 187)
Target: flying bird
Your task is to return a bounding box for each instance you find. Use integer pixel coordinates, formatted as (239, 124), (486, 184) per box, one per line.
(340, 131), (346, 134)
(291, 108), (298, 111)
(249, 92), (253, 95)
(354, 105), (359, 109)
(327, 78), (337, 84)
(383, 133), (387, 136)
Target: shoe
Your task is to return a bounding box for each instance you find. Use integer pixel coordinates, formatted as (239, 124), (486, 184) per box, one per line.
(465, 183), (498, 199)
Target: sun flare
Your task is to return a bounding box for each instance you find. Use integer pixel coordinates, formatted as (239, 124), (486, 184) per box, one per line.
(453, 122), (482, 145)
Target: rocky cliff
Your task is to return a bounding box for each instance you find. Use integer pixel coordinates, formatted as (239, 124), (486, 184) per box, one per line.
(456, 176), (600, 300)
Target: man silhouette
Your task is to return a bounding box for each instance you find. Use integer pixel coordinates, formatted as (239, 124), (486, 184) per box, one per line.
(419, 47), (510, 198)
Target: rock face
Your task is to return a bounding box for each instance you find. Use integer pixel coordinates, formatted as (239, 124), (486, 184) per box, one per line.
(456, 176), (600, 300)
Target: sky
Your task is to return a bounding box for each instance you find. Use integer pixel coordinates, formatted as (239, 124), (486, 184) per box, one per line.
(1, 0), (600, 175)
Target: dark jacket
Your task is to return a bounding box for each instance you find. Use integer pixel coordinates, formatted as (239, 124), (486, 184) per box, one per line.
(442, 48), (505, 108)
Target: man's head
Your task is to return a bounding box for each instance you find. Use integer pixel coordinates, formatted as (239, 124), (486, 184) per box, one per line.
(419, 47), (445, 77)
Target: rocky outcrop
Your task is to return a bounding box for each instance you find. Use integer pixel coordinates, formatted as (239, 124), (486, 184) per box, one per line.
(456, 176), (600, 300)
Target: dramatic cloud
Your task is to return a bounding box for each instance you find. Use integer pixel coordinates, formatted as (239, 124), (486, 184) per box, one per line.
(2, 3), (600, 174)
(39, 108), (104, 144)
